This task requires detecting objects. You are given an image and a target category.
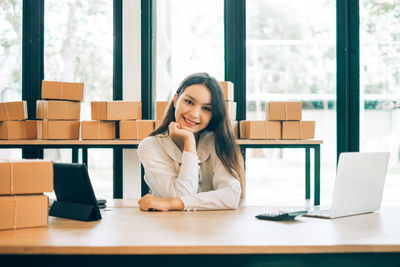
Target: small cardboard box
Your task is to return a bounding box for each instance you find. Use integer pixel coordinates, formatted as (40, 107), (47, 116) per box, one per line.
(286, 102), (302, 120)
(156, 101), (170, 120)
(91, 101), (142, 121)
(239, 121), (266, 139)
(0, 101), (28, 121)
(266, 102), (302, 121)
(300, 121), (316, 139)
(0, 195), (49, 230)
(41, 81), (84, 101)
(0, 120), (37, 140)
(120, 120), (154, 140)
(219, 81), (234, 101)
(282, 121), (301, 139)
(81, 121), (116, 140)
(37, 120), (80, 140)
(0, 159), (53, 195)
(231, 120), (238, 139)
(265, 121), (282, 139)
(265, 102), (286, 121)
(225, 101), (237, 121)
(36, 100), (81, 120)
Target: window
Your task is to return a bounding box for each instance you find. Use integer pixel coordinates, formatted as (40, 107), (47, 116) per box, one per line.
(154, 0), (224, 101)
(0, 0), (22, 159)
(246, 0), (336, 205)
(44, 0), (113, 199)
(360, 0), (400, 204)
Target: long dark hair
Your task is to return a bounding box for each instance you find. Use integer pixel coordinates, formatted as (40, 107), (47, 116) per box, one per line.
(151, 72), (244, 195)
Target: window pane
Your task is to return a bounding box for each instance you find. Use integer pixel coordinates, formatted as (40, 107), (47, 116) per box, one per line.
(360, 0), (400, 205)
(246, 0), (336, 205)
(154, 0), (224, 101)
(0, 0), (22, 158)
(44, 0), (113, 199)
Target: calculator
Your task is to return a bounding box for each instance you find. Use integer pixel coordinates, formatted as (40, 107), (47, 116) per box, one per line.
(255, 210), (308, 221)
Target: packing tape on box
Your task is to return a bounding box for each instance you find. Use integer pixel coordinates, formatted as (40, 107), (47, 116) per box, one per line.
(23, 121), (27, 139)
(64, 101), (67, 119)
(285, 103), (288, 121)
(300, 123), (304, 139)
(4, 103), (10, 120)
(60, 82), (64, 99)
(14, 195), (17, 229)
(97, 121), (100, 140)
(123, 102), (127, 120)
(136, 121), (139, 139)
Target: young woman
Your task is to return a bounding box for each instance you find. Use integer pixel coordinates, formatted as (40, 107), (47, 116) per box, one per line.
(137, 72), (244, 211)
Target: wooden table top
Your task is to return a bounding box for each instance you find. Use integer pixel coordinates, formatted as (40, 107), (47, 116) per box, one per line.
(0, 139), (322, 145)
(0, 200), (398, 255)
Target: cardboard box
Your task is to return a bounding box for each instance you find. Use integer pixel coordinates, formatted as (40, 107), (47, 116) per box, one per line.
(282, 121), (301, 139)
(37, 120), (80, 140)
(42, 81), (84, 101)
(239, 121), (266, 139)
(120, 120), (154, 140)
(300, 121), (316, 139)
(286, 102), (302, 120)
(91, 101), (142, 121)
(239, 120), (281, 139)
(0, 101), (27, 121)
(225, 101), (237, 121)
(231, 120), (238, 139)
(156, 101), (170, 120)
(219, 81), (234, 101)
(0, 159), (53, 195)
(0, 120), (37, 140)
(265, 102), (286, 121)
(81, 121), (116, 140)
(266, 102), (302, 121)
(36, 100), (80, 120)
(0, 195), (49, 230)
(282, 121), (316, 139)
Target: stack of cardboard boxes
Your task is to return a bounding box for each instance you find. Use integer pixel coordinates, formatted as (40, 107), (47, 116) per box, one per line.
(0, 101), (37, 140)
(37, 81), (83, 139)
(0, 159), (53, 230)
(220, 81), (238, 138)
(240, 102), (316, 140)
(84, 101), (151, 140)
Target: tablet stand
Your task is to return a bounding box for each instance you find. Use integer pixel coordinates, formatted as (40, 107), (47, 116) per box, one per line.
(49, 201), (102, 221)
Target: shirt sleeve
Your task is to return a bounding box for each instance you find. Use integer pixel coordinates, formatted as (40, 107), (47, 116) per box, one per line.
(179, 155), (242, 210)
(137, 137), (199, 198)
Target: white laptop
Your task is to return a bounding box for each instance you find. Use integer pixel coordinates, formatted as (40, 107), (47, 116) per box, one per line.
(305, 152), (389, 219)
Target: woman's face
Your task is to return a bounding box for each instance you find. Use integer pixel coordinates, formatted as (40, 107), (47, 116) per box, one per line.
(174, 84), (213, 134)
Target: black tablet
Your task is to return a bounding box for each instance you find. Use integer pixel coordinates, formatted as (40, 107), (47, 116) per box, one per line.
(49, 163), (102, 221)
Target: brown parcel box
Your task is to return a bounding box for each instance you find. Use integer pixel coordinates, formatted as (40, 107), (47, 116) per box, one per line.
(120, 120), (154, 140)
(41, 81), (84, 101)
(231, 120), (238, 139)
(0, 195), (49, 230)
(156, 101), (170, 120)
(36, 100), (80, 120)
(0, 159), (53, 195)
(240, 121), (281, 139)
(0, 120), (37, 140)
(155, 120), (162, 130)
(225, 101), (237, 121)
(219, 81), (234, 101)
(0, 101), (28, 121)
(81, 121), (116, 140)
(91, 101), (142, 121)
(37, 120), (80, 140)
(266, 102), (302, 121)
(282, 121), (315, 139)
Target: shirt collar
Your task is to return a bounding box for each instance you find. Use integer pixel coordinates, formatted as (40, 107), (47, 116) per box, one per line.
(158, 131), (213, 164)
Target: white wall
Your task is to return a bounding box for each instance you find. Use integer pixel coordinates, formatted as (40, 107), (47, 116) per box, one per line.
(122, 0), (141, 199)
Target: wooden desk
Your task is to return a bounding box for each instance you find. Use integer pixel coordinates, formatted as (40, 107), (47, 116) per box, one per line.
(0, 201), (399, 266)
(0, 139), (322, 204)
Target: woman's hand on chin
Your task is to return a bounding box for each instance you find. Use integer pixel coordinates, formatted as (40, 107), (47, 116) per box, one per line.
(138, 194), (184, 211)
(168, 122), (197, 154)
